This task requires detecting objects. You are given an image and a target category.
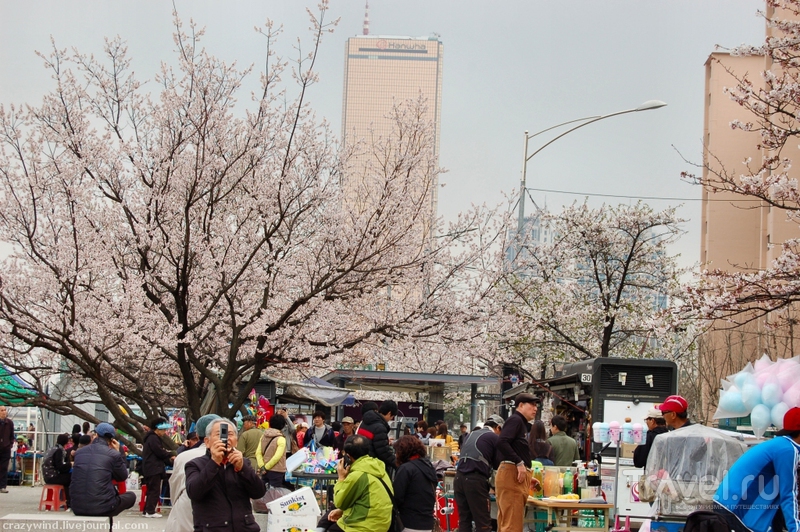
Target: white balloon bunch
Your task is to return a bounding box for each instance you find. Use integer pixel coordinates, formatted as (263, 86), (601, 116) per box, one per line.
(714, 354), (800, 438)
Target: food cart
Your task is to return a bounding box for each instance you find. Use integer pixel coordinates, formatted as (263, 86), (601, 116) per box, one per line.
(641, 425), (747, 529)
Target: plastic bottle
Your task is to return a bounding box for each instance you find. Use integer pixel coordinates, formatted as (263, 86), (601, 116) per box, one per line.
(563, 468), (573, 494)
(531, 464), (544, 498)
(621, 419), (634, 444)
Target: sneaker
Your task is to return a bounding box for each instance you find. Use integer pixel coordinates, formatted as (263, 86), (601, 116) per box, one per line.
(0, 489), (8, 493)
(144, 513), (163, 518)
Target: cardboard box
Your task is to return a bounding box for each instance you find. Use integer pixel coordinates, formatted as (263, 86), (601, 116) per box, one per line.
(266, 486), (321, 517)
(267, 513), (318, 532)
(620, 442), (638, 459)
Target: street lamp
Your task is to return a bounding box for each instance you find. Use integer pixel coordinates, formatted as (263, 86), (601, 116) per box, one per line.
(516, 99), (667, 234)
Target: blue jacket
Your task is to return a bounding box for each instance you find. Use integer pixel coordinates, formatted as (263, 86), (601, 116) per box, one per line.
(714, 435), (800, 532)
(70, 439), (129, 516)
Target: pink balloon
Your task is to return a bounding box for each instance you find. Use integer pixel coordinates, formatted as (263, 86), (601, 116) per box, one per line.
(779, 364), (800, 392)
(783, 384), (800, 408)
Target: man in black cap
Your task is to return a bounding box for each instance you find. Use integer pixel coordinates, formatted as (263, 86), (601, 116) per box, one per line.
(70, 423), (137, 517)
(454, 414), (504, 532)
(495, 393), (539, 532)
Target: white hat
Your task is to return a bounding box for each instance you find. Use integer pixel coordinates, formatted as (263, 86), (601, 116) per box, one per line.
(645, 407), (664, 419)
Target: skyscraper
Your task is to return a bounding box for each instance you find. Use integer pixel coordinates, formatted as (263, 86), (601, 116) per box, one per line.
(341, 35), (444, 216)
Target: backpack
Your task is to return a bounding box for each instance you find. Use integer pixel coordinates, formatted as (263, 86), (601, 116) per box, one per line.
(682, 510), (730, 532)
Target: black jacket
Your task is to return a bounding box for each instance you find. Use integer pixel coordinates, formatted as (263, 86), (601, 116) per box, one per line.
(356, 410), (395, 475)
(185, 452), (267, 532)
(394, 456), (437, 530)
(42, 444), (70, 481)
(303, 423), (336, 448)
(0, 418), (14, 452)
(70, 439), (129, 516)
(142, 430), (172, 477)
(633, 425), (669, 468)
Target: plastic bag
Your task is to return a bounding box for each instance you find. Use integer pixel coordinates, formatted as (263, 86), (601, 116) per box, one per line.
(252, 487), (292, 514)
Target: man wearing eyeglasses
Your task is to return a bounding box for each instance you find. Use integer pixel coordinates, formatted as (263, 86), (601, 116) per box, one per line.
(632, 408), (668, 468)
(657, 395), (691, 430)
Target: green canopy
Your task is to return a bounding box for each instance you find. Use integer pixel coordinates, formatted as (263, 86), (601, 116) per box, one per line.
(0, 365), (38, 405)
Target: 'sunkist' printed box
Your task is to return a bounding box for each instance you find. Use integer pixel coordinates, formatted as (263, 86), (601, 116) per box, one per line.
(267, 513), (318, 532)
(266, 486), (321, 516)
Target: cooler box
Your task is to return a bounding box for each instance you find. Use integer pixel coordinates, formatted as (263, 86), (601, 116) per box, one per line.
(266, 486), (321, 516)
(267, 513), (318, 532)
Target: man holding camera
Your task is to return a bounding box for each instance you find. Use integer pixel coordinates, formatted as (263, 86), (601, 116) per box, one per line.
(186, 419), (266, 531)
(70, 423), (137, 517)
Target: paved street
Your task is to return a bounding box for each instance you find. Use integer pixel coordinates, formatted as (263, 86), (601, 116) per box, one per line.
(0, 484), (271, 531)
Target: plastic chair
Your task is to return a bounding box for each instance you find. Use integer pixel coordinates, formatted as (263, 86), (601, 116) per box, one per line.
(38, 484), (68, 511)
(138, 484), (162, 513)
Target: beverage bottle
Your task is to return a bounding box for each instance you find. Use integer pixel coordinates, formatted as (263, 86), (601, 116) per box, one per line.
(563, 468), (573, 494)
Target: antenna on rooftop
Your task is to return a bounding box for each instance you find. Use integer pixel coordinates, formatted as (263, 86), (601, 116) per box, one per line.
(363, 1), (370, 35)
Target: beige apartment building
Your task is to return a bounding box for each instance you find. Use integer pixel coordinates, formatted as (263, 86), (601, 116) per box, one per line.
(341, 35), (443, 219)
(699, 9), (800, 422)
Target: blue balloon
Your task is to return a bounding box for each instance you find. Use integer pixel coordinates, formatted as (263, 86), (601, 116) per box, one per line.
(762, 383), (783, 408)
(734, 372), (756, 389)
(719, 389), (749, 416)
(751, 404), (772, 437)
(772, 402), (790, 429)
(742, 384), (763, 411)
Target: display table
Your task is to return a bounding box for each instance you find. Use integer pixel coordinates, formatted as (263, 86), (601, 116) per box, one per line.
(291, 471), (338, 511)
(526, 497), (613, 532)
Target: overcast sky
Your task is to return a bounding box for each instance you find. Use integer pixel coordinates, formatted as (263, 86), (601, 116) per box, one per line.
(0, 1), (767, 270)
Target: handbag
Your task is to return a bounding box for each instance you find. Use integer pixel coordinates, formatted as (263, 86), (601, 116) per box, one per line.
(638, 474), (655, 503)
(376, 476), (404, 532)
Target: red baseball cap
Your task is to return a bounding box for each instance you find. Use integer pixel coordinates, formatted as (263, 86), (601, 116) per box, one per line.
(776, 407), (800, 436)
(657, 395), (688, 414)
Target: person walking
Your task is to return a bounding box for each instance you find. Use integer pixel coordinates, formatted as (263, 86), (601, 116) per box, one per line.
(0, 405), (14, 493)
(141, 417), (175, 518)
(454, 415), (504, 532)
(547, 415), (579, 466)
(495, 393), (539, 532)
(394, 435), (437, 532)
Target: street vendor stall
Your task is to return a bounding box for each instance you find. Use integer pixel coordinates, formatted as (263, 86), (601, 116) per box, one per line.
(640, 424), (747, 524)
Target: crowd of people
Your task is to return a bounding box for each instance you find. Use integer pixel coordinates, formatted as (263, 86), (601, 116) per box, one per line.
(6, 393), (607, 532)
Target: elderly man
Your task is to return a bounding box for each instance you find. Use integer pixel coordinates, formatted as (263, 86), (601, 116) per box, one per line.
(657, 395), (692, 430)
(334, 417), (356, 453)
(70, 423), (136, 517)
(186, 418), (266, 531)
(633, 408), (668, 468)
(321, 434), (393, 532)
(166, 414), (220, 532)
(454, 414), (504, 532)
(0, 406), (13, 493)
(236, 414), (263, 470)
(496, 393), (539, 532)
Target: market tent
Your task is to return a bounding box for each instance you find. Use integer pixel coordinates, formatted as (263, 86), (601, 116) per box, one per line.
(0, 365), (38, 405)
(273, 376), (356, 407)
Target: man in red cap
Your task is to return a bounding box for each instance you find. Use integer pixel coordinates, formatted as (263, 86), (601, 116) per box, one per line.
(713, 406), (800, 532)
(657, 395), (691, 430)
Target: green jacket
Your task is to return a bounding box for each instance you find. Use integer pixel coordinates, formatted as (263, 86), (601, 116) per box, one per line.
(334, 456), (393, 532)
(548, 431), (580, 466)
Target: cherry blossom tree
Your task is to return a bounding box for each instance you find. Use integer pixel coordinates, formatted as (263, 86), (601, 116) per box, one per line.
(686, 0), (800, 326)
(0, 8), (503, 438)
(497, 201), (690, 375)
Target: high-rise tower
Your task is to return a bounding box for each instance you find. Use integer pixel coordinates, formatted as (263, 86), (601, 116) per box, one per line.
(341, 34), (444, 216)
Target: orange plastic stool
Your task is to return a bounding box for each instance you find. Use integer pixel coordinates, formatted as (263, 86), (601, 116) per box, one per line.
(38, 484), (68, 511)
(138, 484), (162, 513)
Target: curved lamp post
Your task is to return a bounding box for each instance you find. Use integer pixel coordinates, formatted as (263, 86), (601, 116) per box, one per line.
(517, 100), (667, 234)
